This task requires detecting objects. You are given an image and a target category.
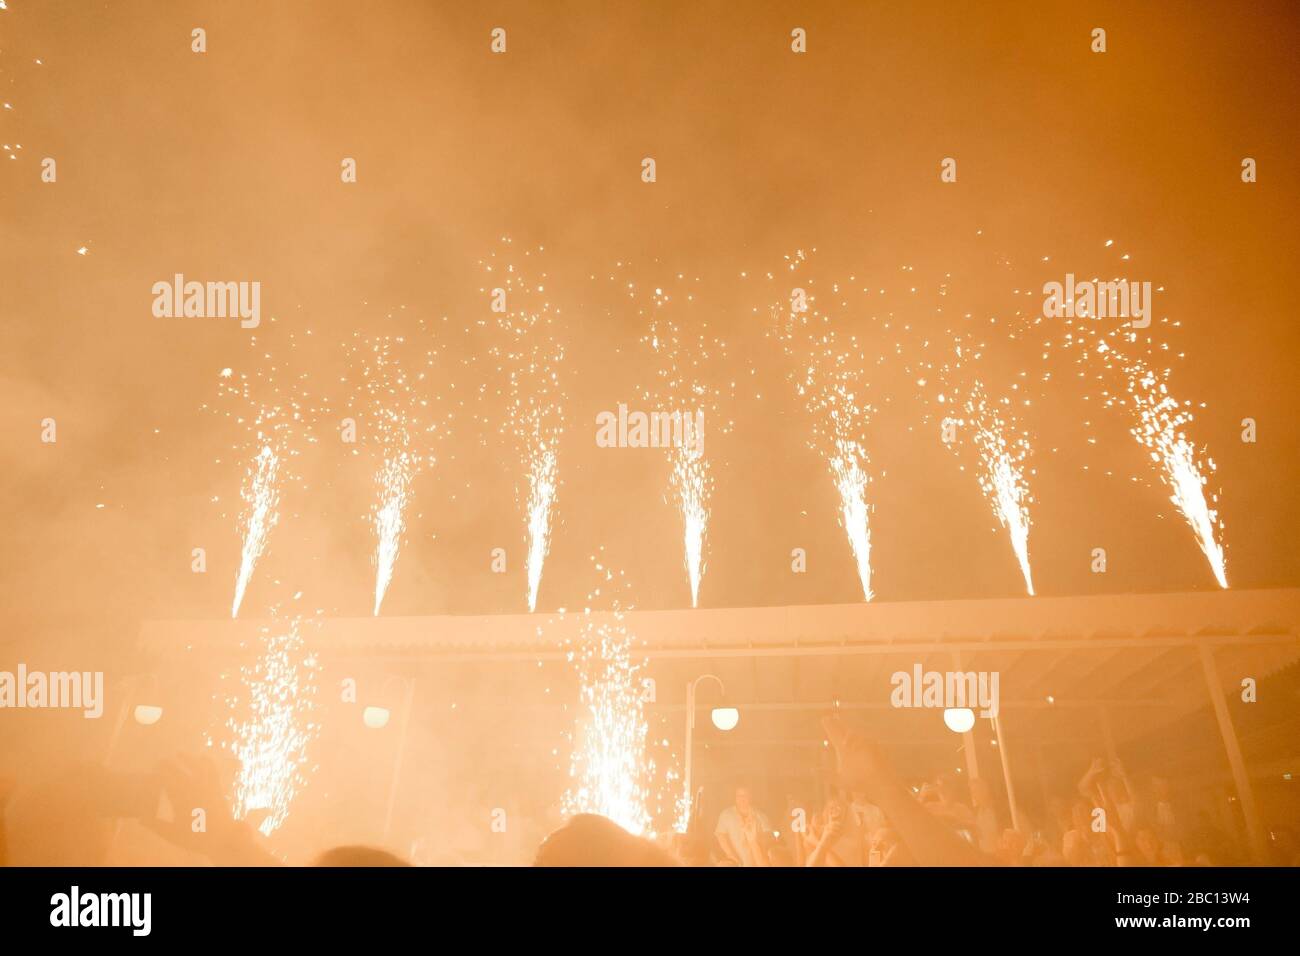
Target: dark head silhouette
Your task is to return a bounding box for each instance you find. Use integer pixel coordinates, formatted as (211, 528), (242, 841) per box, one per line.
(534, 814), (678, 867)
(314, 845), (412, 867)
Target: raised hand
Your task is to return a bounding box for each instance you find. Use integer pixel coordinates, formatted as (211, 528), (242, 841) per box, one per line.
(823, 715), (894, 801)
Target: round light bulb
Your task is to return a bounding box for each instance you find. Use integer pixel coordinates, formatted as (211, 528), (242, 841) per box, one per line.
(133, 704), (163, 726)
(943, 708), (975, 734)
(711, 707), (739, 731)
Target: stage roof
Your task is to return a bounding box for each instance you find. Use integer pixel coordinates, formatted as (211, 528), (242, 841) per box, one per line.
(140, 587), (1299, 652)
(140, 588), (1300, 733)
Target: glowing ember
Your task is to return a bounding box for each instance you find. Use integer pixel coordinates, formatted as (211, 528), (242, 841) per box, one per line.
(231, 445), (281, 618)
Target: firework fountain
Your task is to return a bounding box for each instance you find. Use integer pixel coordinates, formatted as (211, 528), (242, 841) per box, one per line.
(522, 437), (559, 612)
(344, 332), (442, 616)
(215, 614), (319, 837)
(1123, 360), (1228, 587)
(231, 444), (282, 617)
(671, 446), (710, 607)
(483, 242), (566, 612)
(558, 561), (684, 836)
(207, 334), (326, 619)
(370, 451), (414, 615)
(963, 379), (1036, 595)
(1057, 276), (1228, 588)
(639, 284), (734, 608)
(878, 254), (1044, 596)
(560, 607), (653, 835)
(771, 252), (880, 601)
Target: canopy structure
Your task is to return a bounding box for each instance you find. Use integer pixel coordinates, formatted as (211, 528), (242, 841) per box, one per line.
(139, 587), (1300, 861)
(139, 588), (1300, 709)
(141, 585), (1297, 648)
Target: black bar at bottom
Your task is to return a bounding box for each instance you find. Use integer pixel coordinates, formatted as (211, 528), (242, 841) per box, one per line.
(0, 866), (1283, 942)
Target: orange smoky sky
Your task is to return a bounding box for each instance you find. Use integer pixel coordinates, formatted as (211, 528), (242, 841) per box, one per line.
(1, 0), (1297, 633)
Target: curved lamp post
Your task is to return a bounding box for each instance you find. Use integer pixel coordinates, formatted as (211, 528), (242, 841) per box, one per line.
(682, 673), (731, 830)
